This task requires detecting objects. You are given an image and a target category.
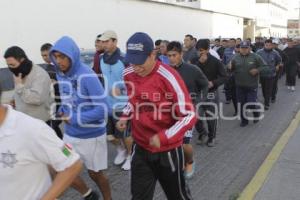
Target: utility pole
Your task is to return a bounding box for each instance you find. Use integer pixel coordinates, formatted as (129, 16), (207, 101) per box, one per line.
(295, 1), (300, 37)
(298, 1), (300, 36)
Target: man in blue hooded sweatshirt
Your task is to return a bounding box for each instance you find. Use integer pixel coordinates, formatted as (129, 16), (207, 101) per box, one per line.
(50, 36), (112, 200)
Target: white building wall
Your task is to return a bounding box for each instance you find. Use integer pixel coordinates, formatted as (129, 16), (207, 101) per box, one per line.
(255, 1), (288, 37)
(0, 0), (249, 67)
(0, 0), (215, 67)
(211, 13), (244, 38)
(288, 29), (299, 38)
(200, 0), (256, 19)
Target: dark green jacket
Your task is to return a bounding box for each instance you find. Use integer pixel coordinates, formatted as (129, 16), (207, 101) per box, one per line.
(231, 53), (269, 88)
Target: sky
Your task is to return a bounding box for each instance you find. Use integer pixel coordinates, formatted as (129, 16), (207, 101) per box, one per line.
(288, 0), (300, 19)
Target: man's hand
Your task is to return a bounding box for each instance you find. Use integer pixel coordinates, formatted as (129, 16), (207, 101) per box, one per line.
(227, 63), (232, 70)
(57, 112), (71, 124)
(14, 73), (23, 85)
(111, 87), (122, 97)
(61, 115), (71, 124)
(208, 81), (214, 89)
(41, 160), (82, 200)
(249, 68), (259, 76)
(199, 54), (208, 64)
(9, 100), (15, 108)
(116, 119), (127, 132)
(149, 134), (161, 148)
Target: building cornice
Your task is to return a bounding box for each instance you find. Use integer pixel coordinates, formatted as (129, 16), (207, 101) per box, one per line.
(256, 0), (288, 11)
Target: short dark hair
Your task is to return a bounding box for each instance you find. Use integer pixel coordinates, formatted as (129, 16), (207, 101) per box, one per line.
(246, 38), (252, 42)
(230, 38), (236, 42)
(265, 39), (273, 44)
(40, 43), (53, 52)
(161, 40), (169, 45)
(167, 41), (183, 53)
(237, 38), (242, 41)
(4, 46), (28, 60)
(206, 39), (211, 45)
(155, 39), (162, 46)
(196, 39), (210, 50)
(215, 39), (220, 42)
(185, 34), (194, 40)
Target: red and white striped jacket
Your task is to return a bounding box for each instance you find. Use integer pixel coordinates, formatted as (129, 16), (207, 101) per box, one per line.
(122, 61), (197, 153)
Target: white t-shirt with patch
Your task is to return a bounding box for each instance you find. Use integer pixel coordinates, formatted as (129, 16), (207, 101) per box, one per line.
(0, 106), (80, 200)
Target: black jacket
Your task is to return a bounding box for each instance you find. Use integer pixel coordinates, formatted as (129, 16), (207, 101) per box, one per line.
(174, 61), (208, 103)
(283, 47), (300, 66)
(191, 54), (227, 92)
(274, 48), (288, 65)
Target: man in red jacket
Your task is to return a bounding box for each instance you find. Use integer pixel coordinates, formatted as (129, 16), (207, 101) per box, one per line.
(116, 32), (196, 200)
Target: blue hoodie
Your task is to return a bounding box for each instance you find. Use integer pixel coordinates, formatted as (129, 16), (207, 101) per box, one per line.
(50, 36), (107, 139)
(100, 48), (128, 111)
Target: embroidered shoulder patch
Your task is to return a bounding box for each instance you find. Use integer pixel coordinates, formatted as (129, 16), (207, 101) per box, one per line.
(62, 144), (72, 157)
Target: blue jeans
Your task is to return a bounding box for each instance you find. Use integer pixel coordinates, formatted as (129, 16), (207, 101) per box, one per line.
(236, 86), (260, 124)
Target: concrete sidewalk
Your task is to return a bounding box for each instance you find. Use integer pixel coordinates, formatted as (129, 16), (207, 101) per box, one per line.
(238, 108), (300, 200)
(254, 120), (300, 200)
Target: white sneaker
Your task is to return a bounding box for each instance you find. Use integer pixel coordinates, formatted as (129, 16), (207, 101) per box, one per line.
(288, 86), (291, 90)
(114, 146), (126, 165)
(121, 155), (131, 171)
(291, 86), (295, 91)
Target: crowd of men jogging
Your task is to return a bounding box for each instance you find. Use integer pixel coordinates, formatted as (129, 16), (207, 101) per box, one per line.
(1, 30), (300, 200)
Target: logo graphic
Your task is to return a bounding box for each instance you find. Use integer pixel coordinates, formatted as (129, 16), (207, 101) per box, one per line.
(127, 43), (144, 51)
(1, 150), (18, 168)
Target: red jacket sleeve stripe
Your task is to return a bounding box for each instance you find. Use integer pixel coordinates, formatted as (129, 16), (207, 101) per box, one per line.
(157, 66), (196, 140)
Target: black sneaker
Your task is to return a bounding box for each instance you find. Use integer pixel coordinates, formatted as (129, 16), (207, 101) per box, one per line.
(271, 98), (276, 103)
(197, 134), (208, 145)
(84, 191), (99, 200)
(264, 105), (269, 111)
(240, 122), (248, 127)
(253, 119), (260, 124)
(206, 138), (215, 147)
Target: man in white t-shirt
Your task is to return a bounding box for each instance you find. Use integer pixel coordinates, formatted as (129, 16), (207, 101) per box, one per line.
(0, 86), (82, 200)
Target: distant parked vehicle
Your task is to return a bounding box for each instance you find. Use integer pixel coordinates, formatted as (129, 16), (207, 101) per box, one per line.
(80, 49), (95, 67)
(0, 68), (14, 91)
